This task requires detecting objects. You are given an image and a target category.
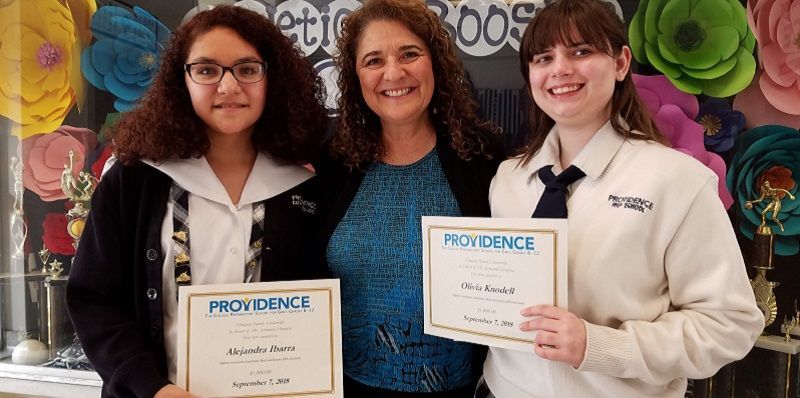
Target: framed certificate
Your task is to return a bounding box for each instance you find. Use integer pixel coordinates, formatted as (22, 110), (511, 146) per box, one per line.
(176, 279), (343, 397)
(422, 216), (568, 352)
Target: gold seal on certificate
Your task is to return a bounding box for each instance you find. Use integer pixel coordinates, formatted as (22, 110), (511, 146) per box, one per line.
(176, 279), (343, 397)
(422, 216), (568, 352)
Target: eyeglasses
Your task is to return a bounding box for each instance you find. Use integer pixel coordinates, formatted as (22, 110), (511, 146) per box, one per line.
(184, 61), (267, 85)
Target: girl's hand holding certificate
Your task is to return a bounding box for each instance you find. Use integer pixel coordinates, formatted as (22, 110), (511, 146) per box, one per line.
(520, 304), (587, 368)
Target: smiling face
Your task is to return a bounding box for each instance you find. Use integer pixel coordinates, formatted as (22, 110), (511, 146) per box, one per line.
(355, 19), (435, 131)
(527, 37), (630, 131)
(185, 26), (267, 140)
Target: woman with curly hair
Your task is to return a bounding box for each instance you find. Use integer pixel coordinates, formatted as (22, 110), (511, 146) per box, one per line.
(316, 0), (504, 396)
(67, 6), (328, 398)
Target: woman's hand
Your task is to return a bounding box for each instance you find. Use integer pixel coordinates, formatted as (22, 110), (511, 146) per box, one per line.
(154, 384), (199, 398)
(519, 304), (587, 368)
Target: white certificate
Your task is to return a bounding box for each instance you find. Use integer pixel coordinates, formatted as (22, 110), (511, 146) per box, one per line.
(422, 216), (568, 352)
(176, 279), (343, 397)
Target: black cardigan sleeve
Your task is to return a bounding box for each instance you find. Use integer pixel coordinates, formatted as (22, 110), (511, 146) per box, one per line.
(66, 164), (170, 398)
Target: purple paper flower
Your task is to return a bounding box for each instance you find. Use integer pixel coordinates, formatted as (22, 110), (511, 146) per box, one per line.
(696, 98), (745, 153)
(633, 74), (734, 209)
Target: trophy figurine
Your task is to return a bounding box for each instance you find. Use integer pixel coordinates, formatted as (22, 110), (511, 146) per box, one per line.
(61, 150), (98, 252)
(782, 300), (799, 342)
(745, 180), (796, 328)
(10, 157), (27, 264)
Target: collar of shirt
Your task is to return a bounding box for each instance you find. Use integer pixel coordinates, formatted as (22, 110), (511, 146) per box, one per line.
(142, 153), (313, 208)
(526, 119), (626, 185)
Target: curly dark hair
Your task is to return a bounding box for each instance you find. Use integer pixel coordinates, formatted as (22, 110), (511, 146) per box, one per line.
(331, 0), (500, 170)
(113, 6), (327, 165)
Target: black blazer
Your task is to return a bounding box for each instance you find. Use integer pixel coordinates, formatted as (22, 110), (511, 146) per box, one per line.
(67, 161), (326, 398)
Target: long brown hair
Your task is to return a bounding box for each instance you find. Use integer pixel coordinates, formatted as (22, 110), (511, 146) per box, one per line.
(113, 6), (327, 165)
(518, 0), (665, 165)
(332, 0), (500, 170)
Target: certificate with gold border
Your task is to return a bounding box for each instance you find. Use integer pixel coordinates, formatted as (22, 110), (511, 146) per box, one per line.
(422, 217), (568, 352)
(176, 279), (343, 397)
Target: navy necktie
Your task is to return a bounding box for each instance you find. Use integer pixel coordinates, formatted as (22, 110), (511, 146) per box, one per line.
(531, 165), (586, 218)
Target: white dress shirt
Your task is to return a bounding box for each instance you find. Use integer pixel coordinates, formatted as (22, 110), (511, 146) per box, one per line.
(142, 154), (313, 382)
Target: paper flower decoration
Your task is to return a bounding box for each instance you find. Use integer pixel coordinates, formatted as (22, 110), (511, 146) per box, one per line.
(747, 0), (800, 115)
(0, 0), (81, 138)
(633, 74), (734, 209)
(696, 98), (744, 153)
(90, 145), (114, 179)
(22, 126), (98, 201)
(81, 6), (170, 112)
(733, 71), (800, 128)
(42, 213), (75, 255)
(64, 0), (98, 111)
(629, 0), (757, 97)
(727, 125), (800, 255)
(65, 0), (97, 47)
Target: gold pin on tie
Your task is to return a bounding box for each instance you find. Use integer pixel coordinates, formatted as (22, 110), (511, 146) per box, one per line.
(175, 252), (190, 264)
(176, 272), (191, 283)
(172, 231), (188, 243)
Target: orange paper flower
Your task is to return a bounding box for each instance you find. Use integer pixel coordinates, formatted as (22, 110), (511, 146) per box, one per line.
(758, 165), (796, 199)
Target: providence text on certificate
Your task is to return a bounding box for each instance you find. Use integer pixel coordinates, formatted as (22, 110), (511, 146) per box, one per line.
(422, 217), (568, 352)
(176, 279), (343, 397)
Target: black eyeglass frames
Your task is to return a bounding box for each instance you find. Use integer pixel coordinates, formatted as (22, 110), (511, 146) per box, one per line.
(184, 61), (267, 85)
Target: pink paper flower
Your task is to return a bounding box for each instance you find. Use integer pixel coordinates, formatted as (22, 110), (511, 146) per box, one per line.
(633, 74), (734, 209)
(733, 70), (800, 128)
(747, 0), (800, 115)
(22, 126), (98, 201)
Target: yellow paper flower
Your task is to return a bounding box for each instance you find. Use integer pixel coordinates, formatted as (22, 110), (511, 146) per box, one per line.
(63, 0), (96, 46)
(0, 0), (78, 138)
(64, 0), (97, 110)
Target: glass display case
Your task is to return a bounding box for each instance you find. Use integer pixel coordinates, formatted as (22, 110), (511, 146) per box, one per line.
(0, 0), (193, 394)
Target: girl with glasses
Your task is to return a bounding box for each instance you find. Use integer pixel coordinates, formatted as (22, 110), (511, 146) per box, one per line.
(67, 6), (328, 398)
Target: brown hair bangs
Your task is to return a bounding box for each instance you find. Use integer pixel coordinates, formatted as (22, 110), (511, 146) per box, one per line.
(517, 0), (666, 166)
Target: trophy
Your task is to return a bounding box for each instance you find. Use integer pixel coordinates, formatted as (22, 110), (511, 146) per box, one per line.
(745, 180), (796, 328)
(782, 300), (799, 342)
(61, 150), (98, 253)
(10, 157), (27, 265)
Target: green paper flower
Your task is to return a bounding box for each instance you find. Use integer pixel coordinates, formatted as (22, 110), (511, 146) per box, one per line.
(629, 0), (756, 98)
